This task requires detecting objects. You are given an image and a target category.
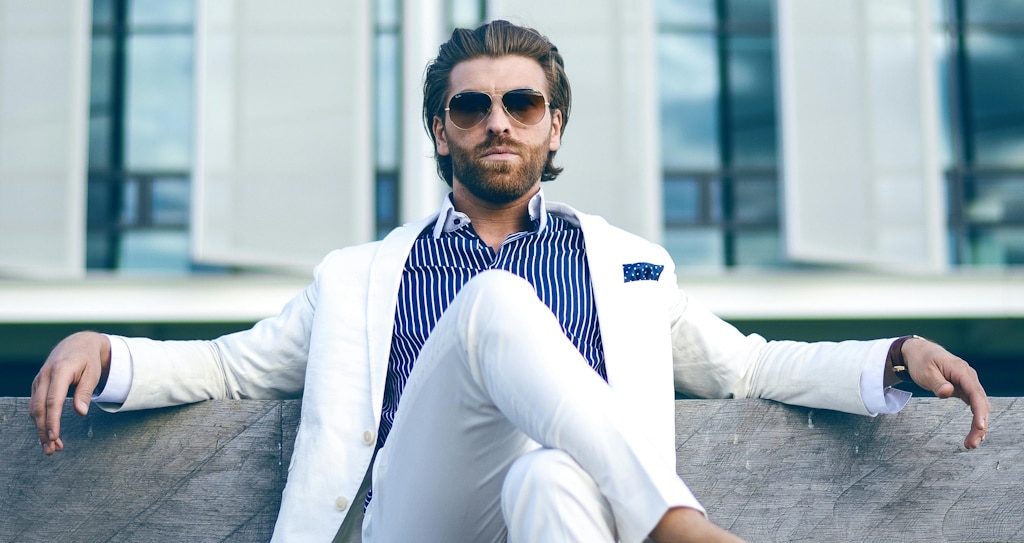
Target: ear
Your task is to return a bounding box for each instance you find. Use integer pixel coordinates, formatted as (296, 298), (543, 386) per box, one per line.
(432, 115), (450, 156)
(548, 108), (562, 152)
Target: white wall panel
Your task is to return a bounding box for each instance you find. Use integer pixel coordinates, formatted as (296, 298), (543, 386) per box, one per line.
(0, 1), (89, 278)
(778, 0), (946, 272)
(193, 0), (373, 270)
(486, 0), (663, 242)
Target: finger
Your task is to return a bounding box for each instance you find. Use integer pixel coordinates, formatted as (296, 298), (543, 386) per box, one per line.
(932, 381), (955, 399)
(29, 371), (52, 447)
(73, 359), (102, 416)
(959, 384), (990, 450)
(43, 367), (73, 448)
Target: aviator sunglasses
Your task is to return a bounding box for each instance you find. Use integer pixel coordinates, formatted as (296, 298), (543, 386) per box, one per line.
(445, 88), (550, 130)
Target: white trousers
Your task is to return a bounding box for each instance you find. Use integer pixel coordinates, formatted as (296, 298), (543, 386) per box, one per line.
(361, 270), (702, 543)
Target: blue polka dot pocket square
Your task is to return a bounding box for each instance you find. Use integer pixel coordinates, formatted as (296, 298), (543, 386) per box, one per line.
(622, 262), (664, 282)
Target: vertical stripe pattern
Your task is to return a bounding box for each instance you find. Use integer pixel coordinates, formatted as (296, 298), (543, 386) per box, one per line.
(378, 214), (605, 452)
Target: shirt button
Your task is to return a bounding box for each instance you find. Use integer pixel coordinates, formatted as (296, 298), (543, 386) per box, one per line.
(335, 496), (349, 511)
(363, 430), (376, 445)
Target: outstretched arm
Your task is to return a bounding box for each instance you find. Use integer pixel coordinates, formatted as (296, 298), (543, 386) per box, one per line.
(889, 336), (990, 449)
(30, 331), (111, 456)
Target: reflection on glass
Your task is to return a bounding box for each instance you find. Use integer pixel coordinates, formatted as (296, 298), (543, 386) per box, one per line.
(118, 230), (191, 272)
(129, 0), (193, 26)
(966, 0), (1024, 24)
(663, 227), (724, 271)
(664, 177), (701, 224)
(93, 0), (115, 26)
(125, 34), (193, 171)
(153, 178), (191, 225)
(121, 179), (139, 225)
(934, 33), (954, 170)
(967, 33), (1024, 168)
(970, 227), (1024, 266)
(377, 173), (399, 238)
(656, 0), (715, 27)
(729, 36), (777, 168)
(90, 36), (113, 107)
(966, 177), (1024, 223)
(86, 231), (112, 270)
(87, 182), (113, 227)
(88, 115), (111, 170)
(734, 230), (783, 267)
(728, 0), (773, 24)
(733, 178), (778, 223)
(376, 33), (400, 171)
(377, 0), (401, 27)
(659, 34), (720, 171)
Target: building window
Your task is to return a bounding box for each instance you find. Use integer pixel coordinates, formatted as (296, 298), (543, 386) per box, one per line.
(939, 0), (1024, 266)
(657, 0), (781, 271)
(375, 0), (403, 238)
(87, 0), (196, 272)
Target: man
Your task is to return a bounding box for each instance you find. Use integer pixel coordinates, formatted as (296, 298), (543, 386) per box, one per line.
(32, 20), (989, 543)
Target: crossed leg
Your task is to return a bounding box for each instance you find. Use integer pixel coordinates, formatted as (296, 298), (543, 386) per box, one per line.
(361, 270), (703, 543)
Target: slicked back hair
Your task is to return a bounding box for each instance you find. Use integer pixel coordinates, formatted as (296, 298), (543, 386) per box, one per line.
(423, 20), (571, 186)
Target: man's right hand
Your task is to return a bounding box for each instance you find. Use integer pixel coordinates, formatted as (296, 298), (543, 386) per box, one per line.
(29, 331), (111, 455)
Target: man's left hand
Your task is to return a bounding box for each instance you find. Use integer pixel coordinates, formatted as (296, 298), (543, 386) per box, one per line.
(901, 337), (990, 449)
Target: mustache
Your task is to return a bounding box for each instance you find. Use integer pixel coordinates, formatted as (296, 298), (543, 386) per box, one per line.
(475, 134), (526, 154)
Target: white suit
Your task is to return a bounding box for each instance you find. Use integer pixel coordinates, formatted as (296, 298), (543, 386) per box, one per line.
(103, 201), (891, 541)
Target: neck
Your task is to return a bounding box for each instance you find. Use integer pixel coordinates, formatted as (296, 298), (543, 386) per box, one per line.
(451, 184), (539, 252)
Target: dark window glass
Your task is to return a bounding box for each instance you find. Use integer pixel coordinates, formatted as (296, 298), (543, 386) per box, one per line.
(664, 177), (702, 224)
(966, 32), (1024, 169)
(87, 0), (197, 272)
(658, 34), (720, 171)
(727, 0), (773, 25)
(734, 230), (783, 267)
(968, 226), (1024, 265)
(124, 34), (193, 171)
(733, 178), (778, 223)
(376, 32), (400, 172)
(966, 0), (1024, 24)
(728, 36), (777, 168)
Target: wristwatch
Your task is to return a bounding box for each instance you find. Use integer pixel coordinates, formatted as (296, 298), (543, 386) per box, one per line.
(887, 335), (922, 382)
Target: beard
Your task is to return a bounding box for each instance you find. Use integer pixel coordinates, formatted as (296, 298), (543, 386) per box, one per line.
(448, 133), (549, 204)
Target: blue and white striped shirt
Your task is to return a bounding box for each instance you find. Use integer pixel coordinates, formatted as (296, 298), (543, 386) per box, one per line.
(377, 190), (606, 452)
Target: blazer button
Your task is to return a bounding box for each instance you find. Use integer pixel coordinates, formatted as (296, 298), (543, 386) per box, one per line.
(335, 496), (349, 511)
(362, 430), (376, 445)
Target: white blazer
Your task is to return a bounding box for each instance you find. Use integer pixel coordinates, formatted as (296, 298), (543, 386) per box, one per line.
(108, 202), (885, 541)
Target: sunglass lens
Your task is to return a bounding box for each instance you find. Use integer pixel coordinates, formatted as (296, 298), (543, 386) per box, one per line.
(503, 91), (547, 125)
(448, 92), (491, 129)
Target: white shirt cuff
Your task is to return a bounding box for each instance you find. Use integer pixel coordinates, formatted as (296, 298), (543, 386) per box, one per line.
(860, 337), (912, 415)
(93, 335), (133, 405)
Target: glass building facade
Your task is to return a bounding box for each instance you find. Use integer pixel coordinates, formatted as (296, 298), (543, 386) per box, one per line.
(83, 0), (1024, 272)
(657, 0), (1024, 270)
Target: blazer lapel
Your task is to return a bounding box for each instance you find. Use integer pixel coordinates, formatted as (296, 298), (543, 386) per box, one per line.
(573, 208), (677, 460)
(364, 214), (437, 428)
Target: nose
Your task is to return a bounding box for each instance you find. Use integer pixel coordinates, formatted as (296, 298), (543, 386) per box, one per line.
(484, 97), (513, 135)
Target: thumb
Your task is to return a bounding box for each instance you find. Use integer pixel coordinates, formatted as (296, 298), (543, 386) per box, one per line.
(932, 381), (956, 399)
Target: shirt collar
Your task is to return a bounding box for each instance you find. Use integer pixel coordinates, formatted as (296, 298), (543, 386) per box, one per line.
(431, 189), (549, 239)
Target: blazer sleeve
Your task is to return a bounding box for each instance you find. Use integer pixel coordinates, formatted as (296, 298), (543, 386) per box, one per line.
(667, 281), (890, 417)
(100, 255), (333, 413)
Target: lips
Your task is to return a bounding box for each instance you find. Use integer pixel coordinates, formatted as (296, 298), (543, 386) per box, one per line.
(481, 145), (519, 159)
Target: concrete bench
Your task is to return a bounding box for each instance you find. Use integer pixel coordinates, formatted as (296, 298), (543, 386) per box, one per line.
(0, 397), (1019, 541)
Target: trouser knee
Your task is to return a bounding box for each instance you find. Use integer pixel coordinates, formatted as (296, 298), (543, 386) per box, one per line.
(502, 449), (616, 543)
